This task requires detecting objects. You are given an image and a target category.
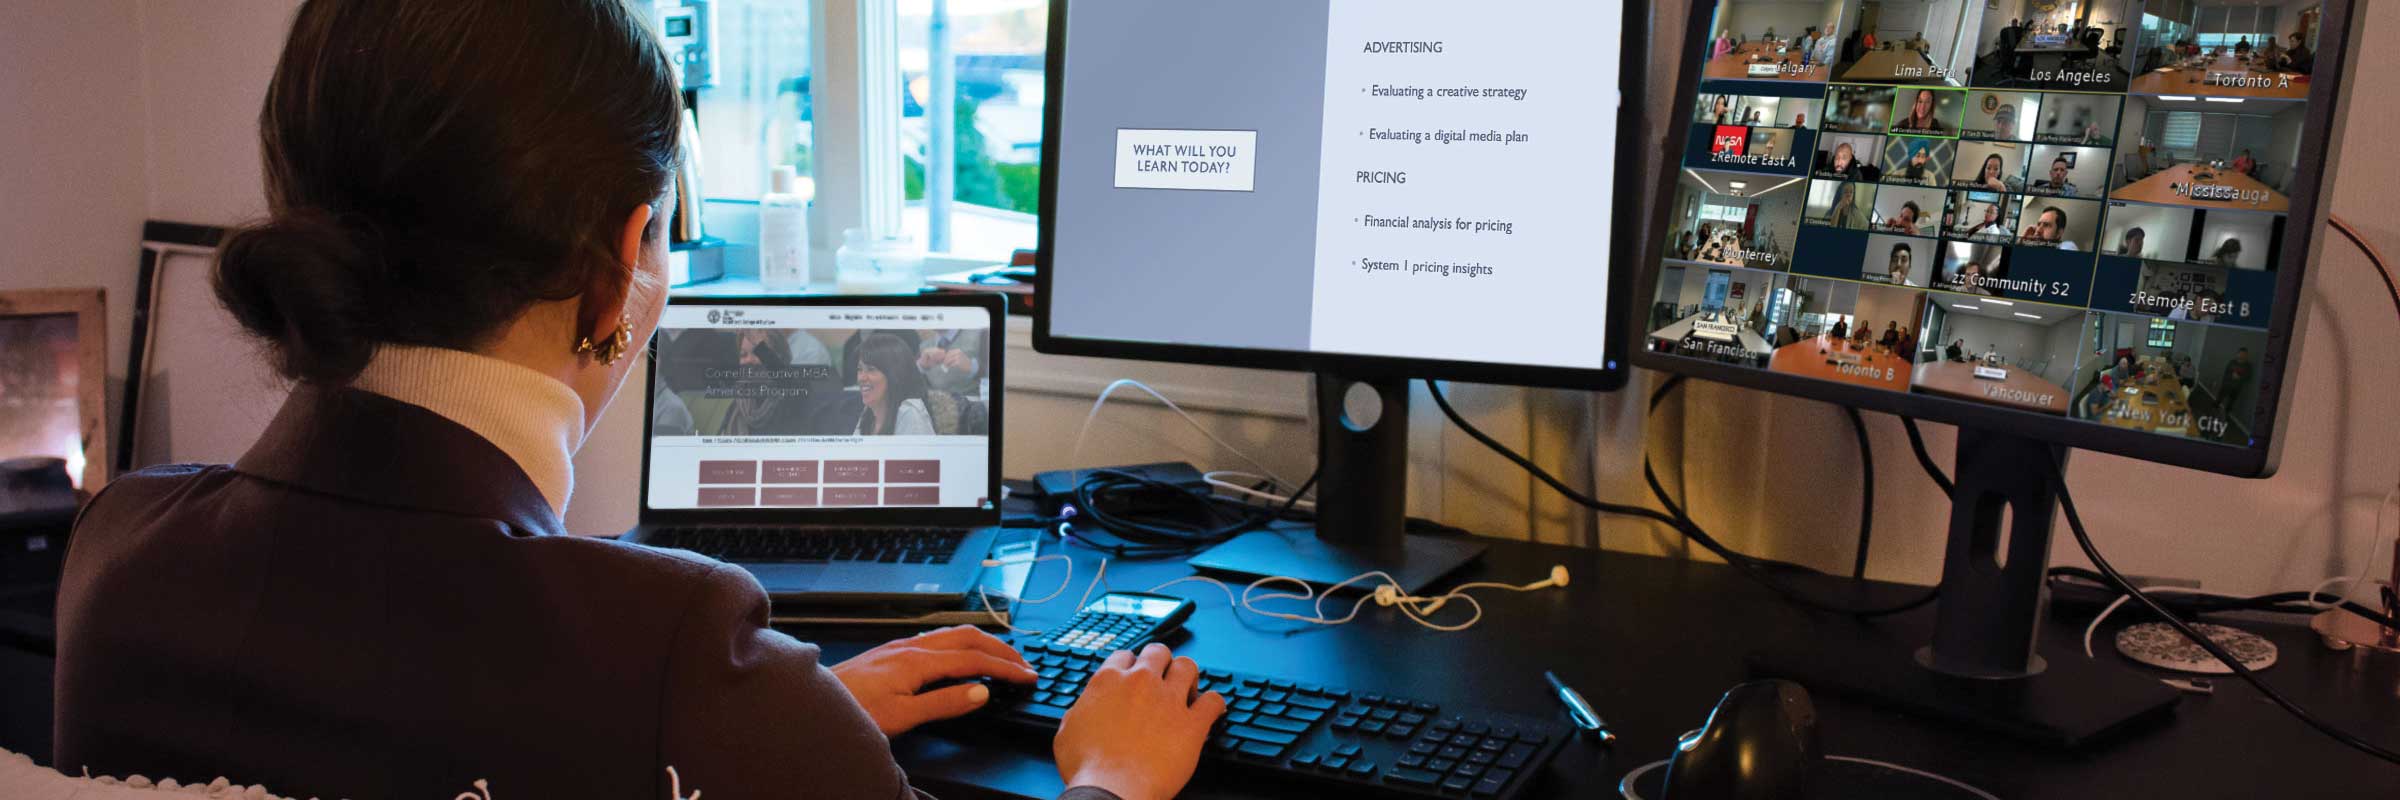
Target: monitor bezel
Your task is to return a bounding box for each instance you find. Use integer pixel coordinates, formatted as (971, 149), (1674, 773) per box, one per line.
(1628, 0), (2363, 479)
(1031, 0), (1645, 392)
(636, 293), (1007, 525)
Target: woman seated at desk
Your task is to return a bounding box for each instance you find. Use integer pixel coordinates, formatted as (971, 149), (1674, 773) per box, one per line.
(50, 3), (1219, 800)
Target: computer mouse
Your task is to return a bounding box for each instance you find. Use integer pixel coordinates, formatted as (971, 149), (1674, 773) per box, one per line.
(1661, 680), (1822, 800)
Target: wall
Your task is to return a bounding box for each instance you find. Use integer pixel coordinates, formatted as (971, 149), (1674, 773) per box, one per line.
(1723, 0), (1830, 40)
(0, 1), (151, 445)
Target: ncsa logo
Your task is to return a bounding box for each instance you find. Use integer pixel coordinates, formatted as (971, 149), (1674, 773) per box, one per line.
(706, 309), (722, 324)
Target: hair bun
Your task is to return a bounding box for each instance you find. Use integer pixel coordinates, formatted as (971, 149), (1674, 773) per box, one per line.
(212, 208), (382, 383)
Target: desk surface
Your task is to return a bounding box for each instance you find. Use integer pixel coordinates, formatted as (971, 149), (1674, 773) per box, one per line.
(1913, 360), (2072, 414)
(2111, 163), (2291, 213)
(1768, 335), (1914, 390)
(1840, 49), (1937, 83)
(786, 532), (2400, 799)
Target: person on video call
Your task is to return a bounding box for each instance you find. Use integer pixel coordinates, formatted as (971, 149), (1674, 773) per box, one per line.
(1885, 242), (1917, 286)
(2285, 32), (2314, 74)
(1968, 153), (2019, 192)
(1883, 201), (1926, 234)
(1824, 141), (1867, 179)
(1829, 183), (1867, 228)
(1880, 322), (1902, 351)
(1897, 89), (1949, 133)
(1714, 29), (1736, 60)
(918, 328), (984, 397)
(2118, 226), (2148, 258)
(854, 333), (937, 436)
(1967, 202), (2012, 239)
(2209, 238), (2244, 266)
(1897, 143), (1941, 185)
(2232, 148), (2258, 177)
(1990, 103), (2019, 138)
(2023, 206), (2079, 250)
(49, 3), (1225, 799)
(2037, 155), (2081, 196)
(1947, 339), (1968, 362)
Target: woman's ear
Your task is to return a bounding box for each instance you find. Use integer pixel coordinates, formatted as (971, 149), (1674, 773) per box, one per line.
(579, 203), (657, 346)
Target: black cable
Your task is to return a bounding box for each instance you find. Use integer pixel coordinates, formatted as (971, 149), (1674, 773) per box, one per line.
(1845, 407), (1875, 580)
(1426, 379), (1937, 617)
(1899, 417), (1955, 497)
(2051, 464), (2400, 767)
(1064, 467), (1319, 558)
(2328, 215), (2400, 323)
(2047, 566), (2400, 630)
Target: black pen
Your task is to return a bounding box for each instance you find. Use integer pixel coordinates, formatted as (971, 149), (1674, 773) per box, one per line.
(1544, 670), (1616, 743)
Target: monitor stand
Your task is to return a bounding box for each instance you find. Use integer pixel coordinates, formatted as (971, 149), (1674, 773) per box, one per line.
(1749, 427), (2180, 748)
(1187, 373), (1486, 595)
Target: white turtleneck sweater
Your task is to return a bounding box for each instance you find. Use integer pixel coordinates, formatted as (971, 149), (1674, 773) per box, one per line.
(350, 345), (586, 518)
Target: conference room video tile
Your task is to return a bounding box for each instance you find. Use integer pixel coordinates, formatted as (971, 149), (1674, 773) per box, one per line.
(2110, 95), (2304, 213)
(1768, 276), (1927, 391)
(2074, 311), (2271, 443)
(2127, 0), (2320, 101)
(2088, 202), (2281, 328)
(1826, 1), (1974, 86)
(1645, 264), (1787, 367)
(1698, 91), (1825, 127)
(1913, 294), (2089, 416)
(1663, 168), (1808, 271)
(1967, 0), (2141, 91)
(1702, 0), (1839, 83)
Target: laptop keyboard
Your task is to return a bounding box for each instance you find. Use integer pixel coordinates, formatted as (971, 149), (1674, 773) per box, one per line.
(648, 527), (969, 565)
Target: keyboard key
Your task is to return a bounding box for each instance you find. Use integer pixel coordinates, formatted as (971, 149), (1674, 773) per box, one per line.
(1483, 768), (1514, 785)
(1385, 767), (1443, 787)
(1260, 703), (1288, 716)
(1286, 696), (1335, 714)
(1440, 746), (1467, 759)
(1269, 679), (1295, 690)
(1237, 741), (1287, 760)
(1235, 686), (1263, 699)
(1333, 714), (1363, 731)
(1473, 775), (1507, 797)
(1398, 753), (1427, 768)
(1493, 726), (1518, 740)
(1419, 732), (1451, 746)
(1226, 711), (1254, 725)
(1232, 698), (1261, 712)
(1478, 738), (1508, 753)
(1203, 670), (1231, 681)
(1291, 752), (1320, 769)
(1031, 691), (1053, 704)
(1467, 750), (1496, 766)
(1426, 758), (1457, 773)
(1431, 719), (1460, 733)
(1388, 724), (1417, 739)
(1335, 743), (1364, 757)
(1359, 720), (1387, 734)
(1297, 682), (1324, 694)
(1410, 741), (1439, 755)
(1464, 722), (1491, 735)
(1363, 694), (1385, 705)
(1456, 764), (1485, 779)
(1347, 760), (1377, 778)
(1226, 725), (1299, 746)
(1344, 704), (1375, 717)
(1415, 701), (1440, 714)
(1323, 755), (1350, 770)
(1253, 716), (1311, 734)
(1369, 707), (1399, 721)
(1287, 708), (1325, 722)
(1013, 703), (1068, 722)
(1443, 775), (1477, 793)
(1213, 736), (1241, 753)
(1498, 743), (1536, 770)
(1519, 731), (1548, 745)
(1262, 689), (1290, 703)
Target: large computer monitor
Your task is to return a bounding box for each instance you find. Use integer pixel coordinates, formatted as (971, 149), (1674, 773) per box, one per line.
(1036, 0), (1651, 590)
(1637, 0), (2363, 744)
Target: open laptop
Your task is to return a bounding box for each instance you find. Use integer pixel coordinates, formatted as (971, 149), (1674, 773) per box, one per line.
(627, 294), (1005, 607)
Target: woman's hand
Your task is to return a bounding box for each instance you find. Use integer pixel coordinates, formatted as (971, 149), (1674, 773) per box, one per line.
(1054, 644), (1226, 800)
(831, 625), (1036, 736)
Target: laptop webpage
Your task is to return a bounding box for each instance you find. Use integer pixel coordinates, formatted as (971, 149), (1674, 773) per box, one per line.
(646, 304), (993, 513)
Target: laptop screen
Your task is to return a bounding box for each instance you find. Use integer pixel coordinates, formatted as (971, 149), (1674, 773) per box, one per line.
(645, 303), (993, 511)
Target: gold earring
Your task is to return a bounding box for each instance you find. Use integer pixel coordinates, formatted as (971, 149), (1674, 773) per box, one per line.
(575, 312), (636, 366)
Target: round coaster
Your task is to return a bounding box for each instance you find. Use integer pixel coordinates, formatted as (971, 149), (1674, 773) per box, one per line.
(2114, 621), (2278, 674)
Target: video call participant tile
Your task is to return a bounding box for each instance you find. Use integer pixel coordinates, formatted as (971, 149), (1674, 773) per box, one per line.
(1959, 90), (2040, 141)
(1803, 179), (1876, 230)
(1823, 85), (1894, 133)
(2088, 258), (2274, 329)
(1952, 140), (2032, 192)
(2126, 3), (2318, 101)
(1701, 0), (1840, 83)
(1768, 276), (1927, 391)
(1644, 264), (1788, 368)
(2012, 195), (2100, 251)
(1889, 87), (1966, 136)
(2029, 92), (2122, 145)
(1665, 169), (1808, 271)
(2097, 202), (2196, 261)
(1862, 233), (1939, 288)
(1832, 22), (1970, 87)
(1968, 0), (2141, 92)
(2110, 95), (2304, 213)
(1880, 137), (1955, 187)
(1870, 184), (1945, 238)
(1943, 190), (2020, 243)
(1697, 91), (1825, 127)
(1692, 123), (1812, 175)
(2023, 143), (2107, 198)
(1814, 131), (1883, 181)
(1913, 294), (2090, 415)
(2075, 312), (2271, 444)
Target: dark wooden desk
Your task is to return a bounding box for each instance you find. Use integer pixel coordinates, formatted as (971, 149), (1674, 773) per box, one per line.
(785, 531), (2400, 798)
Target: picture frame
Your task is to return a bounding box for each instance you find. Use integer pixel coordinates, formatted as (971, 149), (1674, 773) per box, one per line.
(0, 288), (108, 492)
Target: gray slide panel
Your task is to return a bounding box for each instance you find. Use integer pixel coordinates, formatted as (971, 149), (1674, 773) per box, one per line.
(1049, 0), (1332, 351)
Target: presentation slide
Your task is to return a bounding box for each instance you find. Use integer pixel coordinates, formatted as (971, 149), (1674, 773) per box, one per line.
(1047, 0), (1625, 370)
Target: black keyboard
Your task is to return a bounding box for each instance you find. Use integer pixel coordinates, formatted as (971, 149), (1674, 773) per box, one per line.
(972, 640), (1568, 799)
(648, 526), (967, 565)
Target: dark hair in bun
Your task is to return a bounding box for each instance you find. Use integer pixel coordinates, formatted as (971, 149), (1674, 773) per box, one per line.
(214, 0), (680, 384)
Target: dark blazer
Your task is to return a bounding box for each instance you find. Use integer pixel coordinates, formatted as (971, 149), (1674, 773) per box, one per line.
(52, 386), (951, 799)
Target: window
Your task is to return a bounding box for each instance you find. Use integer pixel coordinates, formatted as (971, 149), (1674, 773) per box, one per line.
(692, 0), (816, 203)
(2147, 318), (2177, 348)
(897, 0), (1048, 261)
(2160, 111), (2202, 152)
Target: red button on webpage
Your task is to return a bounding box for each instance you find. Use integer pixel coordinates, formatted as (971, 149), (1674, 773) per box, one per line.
(697, 487), (756, 507)
(883, 486), (940, 505)
(698, 461), (758, 485)
(762, 487), (819, 506)
(884, 460), (941, 482)
(824, 460), (880, 483)
(823, 486), (879, 506)
(763, 460), (819, 484)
